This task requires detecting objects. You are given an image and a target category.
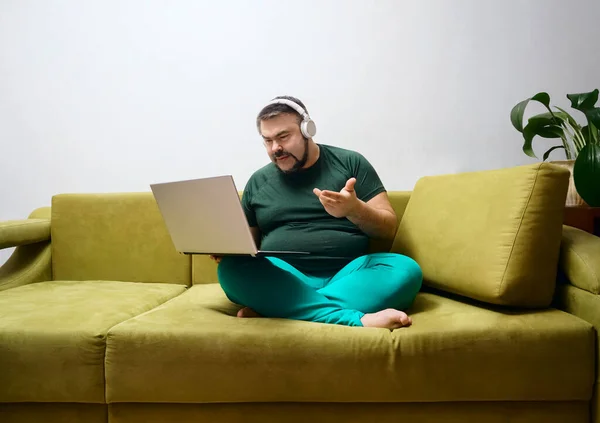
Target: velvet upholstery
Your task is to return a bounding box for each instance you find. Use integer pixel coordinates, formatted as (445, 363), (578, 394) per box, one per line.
(392, 163), (569, 308)
(0, 219), (50, 249)
(560, 225), (600, 294)
(108, 402), (588, 423)
(0, 403), (107, 423)
(556, 283), (600, 423)
(51, 193), (191, 284)
(0, 242), (51, 292)
(0, 281), (186, 402)
(105, 283), (593, 403)
(0, 208), (53, 291)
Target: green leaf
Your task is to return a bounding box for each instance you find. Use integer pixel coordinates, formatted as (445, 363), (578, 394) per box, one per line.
(537, 125), (564, 138)
(567, 89), (599, 111)
(528, 112), (565, 129)
(584, 107), (600, 130)
(526, 114), (564, 139)
(510, 92), (551, 133)
(567, 90), (600, 130)
(520, 113), (568, 158)
(582, 125), (591, 144)
(574, 143), (600, 206)
(581, 124), (599, 144)
(554, 106), (581, 130)
(588, 122), (600, 144)
(522, 125), (538, 158)
(542, 145), (565, 161)
(511, 99), (530, 133)
(532, 92), (551, 108)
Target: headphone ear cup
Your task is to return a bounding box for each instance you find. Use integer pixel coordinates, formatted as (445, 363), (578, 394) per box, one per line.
(302, 118), (317, 138)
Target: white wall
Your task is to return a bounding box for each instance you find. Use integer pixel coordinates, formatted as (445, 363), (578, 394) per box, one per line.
(1, 0), (599, 264)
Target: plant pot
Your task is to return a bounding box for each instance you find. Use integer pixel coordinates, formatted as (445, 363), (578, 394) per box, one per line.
(550, 160), (589, 207)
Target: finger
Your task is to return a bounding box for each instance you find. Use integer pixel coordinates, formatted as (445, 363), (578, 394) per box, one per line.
(317, 194), (332, 206)
(344, 177), (357, 192)
(320, 195), (340, 205)
(313, 188), (322, 196)
(320, 198), (339, 209)
(320, 190), (342, 201)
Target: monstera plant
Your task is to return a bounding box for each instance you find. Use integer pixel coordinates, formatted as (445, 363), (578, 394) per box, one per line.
(510, 89), (600, 206)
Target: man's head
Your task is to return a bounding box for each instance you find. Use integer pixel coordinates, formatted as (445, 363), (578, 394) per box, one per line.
(256, 95), (316, 174)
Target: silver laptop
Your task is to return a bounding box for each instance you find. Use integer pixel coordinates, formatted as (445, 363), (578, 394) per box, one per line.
(150, 175), (310, 257)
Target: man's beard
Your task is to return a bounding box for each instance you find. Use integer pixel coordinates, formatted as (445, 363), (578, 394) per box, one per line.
(273, 138), (309, 174)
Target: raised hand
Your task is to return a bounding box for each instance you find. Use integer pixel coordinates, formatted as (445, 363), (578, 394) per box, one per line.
(313, 178), (359, 218)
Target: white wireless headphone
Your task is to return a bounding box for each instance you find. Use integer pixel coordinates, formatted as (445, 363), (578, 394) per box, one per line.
(266, 98), (317, 139)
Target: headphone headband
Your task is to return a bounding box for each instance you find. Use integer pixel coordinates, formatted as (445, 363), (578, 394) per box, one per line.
(266, 99), (310, 119)
(263, 98), (317, 139)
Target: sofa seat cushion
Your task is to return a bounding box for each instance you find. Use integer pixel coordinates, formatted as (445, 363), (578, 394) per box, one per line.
(0, 280), (186, 403)
(105, 284), (594, 403)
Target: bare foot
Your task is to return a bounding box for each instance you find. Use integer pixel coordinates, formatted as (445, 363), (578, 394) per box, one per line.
(236, 307), (262, 318)
(360, 308), (412, 329)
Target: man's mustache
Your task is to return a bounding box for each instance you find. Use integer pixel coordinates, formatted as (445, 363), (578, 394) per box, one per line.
(274, 150), (296, 159)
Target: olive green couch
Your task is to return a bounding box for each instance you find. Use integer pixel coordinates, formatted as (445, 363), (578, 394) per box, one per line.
(1, 162), (598, 423)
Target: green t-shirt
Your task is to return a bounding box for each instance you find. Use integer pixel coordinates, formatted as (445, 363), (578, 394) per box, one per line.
(241, 144), (386, 275)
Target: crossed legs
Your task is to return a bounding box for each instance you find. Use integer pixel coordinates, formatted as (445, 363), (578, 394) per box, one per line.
(217, 252), (422, 329)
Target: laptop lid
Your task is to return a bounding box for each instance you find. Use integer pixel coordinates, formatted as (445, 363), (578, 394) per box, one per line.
(150, 175), (259, 255)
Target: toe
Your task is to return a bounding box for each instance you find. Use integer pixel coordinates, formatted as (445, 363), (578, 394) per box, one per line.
(237, 307), (261, 318)
(399, 312), (411, 327)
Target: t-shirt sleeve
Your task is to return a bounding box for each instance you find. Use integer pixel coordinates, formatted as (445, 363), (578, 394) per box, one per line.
(351, 153), (386, 203)
(241, 181), (258, 227)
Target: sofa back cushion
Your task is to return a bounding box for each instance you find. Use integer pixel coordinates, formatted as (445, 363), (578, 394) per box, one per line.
(391, 163), (569, 308)
(51, 193), (191, 284)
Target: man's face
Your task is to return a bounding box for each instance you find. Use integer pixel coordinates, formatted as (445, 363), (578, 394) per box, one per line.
(260, 113), (309, 174)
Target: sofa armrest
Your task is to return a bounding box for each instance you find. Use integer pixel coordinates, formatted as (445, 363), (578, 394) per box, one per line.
(0, 219), (50, 249)
(0, 242), (52, 291)
(555, 283), (600, 420)
(559, 225), (600, 295)
(0, 213), (52, 291)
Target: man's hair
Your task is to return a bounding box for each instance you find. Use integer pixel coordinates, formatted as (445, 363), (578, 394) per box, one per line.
(256, 95), (309, 134)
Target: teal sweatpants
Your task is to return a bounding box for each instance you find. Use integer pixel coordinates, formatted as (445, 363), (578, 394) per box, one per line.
(217, 252), (423, 327)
